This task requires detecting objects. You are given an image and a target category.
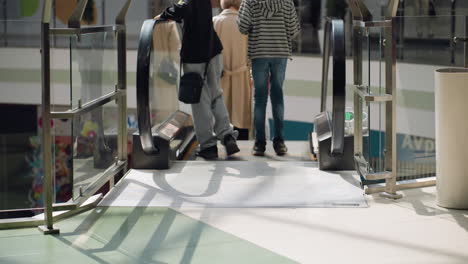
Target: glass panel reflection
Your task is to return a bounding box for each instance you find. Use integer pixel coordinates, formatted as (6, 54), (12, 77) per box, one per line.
(70, 31), (117, 109)
(72, 101), (118, 200)
(149, 21), (181, 126)
(0, 20), (44, 215)
(394, 15), (465, 180)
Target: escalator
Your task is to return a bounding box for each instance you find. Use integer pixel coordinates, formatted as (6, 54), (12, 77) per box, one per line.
(133, 19), (317, 168)
(310, 18), (355, 171)
(133, 19), (196, 169)
(102, 18), (367, 210)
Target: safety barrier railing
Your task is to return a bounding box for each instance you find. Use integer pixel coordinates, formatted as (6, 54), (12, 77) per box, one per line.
(348, 1), (468, 197)
(350, 0), (403, 198)
(0, 0), (131, 234)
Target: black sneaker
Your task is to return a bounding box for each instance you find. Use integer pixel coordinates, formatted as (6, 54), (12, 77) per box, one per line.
(197, 145), (218, 160)
(273, 138), (287, 156)
(252, 141), (266, 156)
(223, 134), (240, 156)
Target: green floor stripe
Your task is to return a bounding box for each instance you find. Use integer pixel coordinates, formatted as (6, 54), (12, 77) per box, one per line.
(0, 68), (135, 86)
(284, 79), (322, 97)
(284, 79), (435, 111)
(0, 67), (434, 112)
(398, 89), (434, 111)
(0, 207), (297, 264)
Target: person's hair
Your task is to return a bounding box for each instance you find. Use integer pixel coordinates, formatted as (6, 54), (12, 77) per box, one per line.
(221, 0), (241, 10)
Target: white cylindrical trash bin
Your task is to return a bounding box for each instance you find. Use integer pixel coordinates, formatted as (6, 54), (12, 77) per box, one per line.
(435, 68), (468, 209)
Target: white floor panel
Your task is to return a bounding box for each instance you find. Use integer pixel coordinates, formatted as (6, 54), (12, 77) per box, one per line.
(176, 187), (468, 264)
(100, 161), (367, 208)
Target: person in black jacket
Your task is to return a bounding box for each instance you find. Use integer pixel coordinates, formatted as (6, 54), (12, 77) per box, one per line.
(155, 0), (240, 159)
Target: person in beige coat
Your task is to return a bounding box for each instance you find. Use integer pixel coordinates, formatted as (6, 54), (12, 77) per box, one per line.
(213, 0), (253, 139)
(151, 21), (181, 124)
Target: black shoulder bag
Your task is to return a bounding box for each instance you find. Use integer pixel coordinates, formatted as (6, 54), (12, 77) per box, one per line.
(178, 21), (214, 104)
(178, 62), (208, 104)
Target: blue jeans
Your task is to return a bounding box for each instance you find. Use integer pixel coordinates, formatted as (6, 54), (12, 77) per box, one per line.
(251, 58), (287, 142)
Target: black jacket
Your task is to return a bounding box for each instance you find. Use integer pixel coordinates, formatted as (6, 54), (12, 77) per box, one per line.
(160, 0), (223, 63)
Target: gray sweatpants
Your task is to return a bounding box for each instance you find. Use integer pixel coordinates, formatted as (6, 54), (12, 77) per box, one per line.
(183, 54), (237, 150)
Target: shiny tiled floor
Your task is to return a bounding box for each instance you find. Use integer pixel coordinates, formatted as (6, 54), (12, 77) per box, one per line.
(1, 141), (468, 263)
(177, 187), (468, 264)
(0, 207), (296, 264)
(2, 187), (466, 264)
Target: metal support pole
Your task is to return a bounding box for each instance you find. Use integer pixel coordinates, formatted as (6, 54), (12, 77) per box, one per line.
(382, 18), (402, 199)
(116, 0), (131, 163)
(453, 16), (468, 67)
(354, 91), (363, 157)
(398, 0), (405, 60)
(353, 26), (363, 157)
(117, 28), (127, 163)
(451, 0), (456, 64)
(39, 0), (60, 235)
(353, 27), (362, 86)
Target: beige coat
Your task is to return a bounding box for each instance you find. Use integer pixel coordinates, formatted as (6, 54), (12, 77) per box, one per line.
(152, 21), (181, 124)
(213, 9), (252, 129)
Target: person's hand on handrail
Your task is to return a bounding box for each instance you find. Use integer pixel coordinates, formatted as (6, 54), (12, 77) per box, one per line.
(154, 15), (171, 22)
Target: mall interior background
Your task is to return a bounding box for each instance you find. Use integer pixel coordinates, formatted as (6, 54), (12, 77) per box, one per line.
(1, 0), (465, 217)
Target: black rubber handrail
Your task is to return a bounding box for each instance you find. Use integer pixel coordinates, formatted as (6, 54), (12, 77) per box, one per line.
(136, 18), (166, 155)
(320, 18), (346, 156)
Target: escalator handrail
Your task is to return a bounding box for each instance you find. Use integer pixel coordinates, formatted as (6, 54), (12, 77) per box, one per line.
(136, 18), (167, 155)
(320, 18), (346, 156)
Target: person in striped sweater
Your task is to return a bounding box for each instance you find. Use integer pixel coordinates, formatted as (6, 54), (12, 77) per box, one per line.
(237, 0), (300, 156)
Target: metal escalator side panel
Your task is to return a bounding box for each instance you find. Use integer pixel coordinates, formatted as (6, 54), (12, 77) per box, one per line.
(136, 19), (159, 155)
(314, 111), (332, 142)
(330, 19), (346, 156)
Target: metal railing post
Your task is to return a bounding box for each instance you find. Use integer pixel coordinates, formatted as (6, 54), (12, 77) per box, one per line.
(38, 0), (59, 235)
(452, 16), (468, 67)
(349, 0), (371, 161)
(381, 18), (400, 199)
(397, 0), (405, 60)
(116, 0), (131, 163)
(349, 0), (403, 198)
(381, 0), (402, 199)
(451, 0), (457, 64)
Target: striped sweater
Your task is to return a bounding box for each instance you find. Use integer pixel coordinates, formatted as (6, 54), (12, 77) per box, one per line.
(237, 0), (300, 60)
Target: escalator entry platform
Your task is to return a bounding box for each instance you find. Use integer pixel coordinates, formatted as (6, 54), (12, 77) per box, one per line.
(185, 140), (316, 162)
